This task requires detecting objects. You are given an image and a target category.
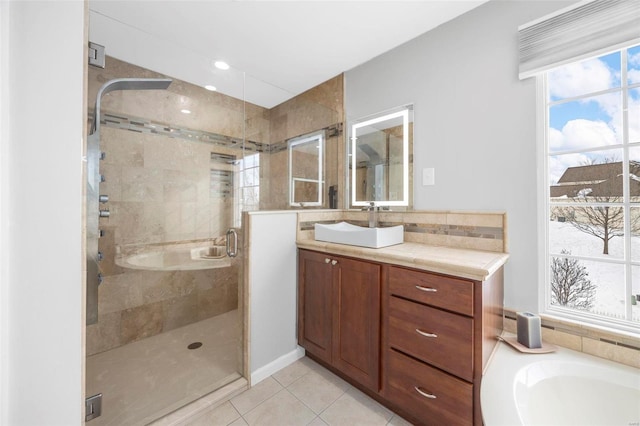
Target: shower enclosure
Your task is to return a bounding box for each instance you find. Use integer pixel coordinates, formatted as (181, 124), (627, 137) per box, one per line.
(85, 58), (250, 425)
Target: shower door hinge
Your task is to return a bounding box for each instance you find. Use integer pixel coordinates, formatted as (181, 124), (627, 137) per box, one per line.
(85, 393), (102, 421)
(88, 42), (105, 68)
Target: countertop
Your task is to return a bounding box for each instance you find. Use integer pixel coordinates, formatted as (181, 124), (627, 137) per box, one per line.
(296, 240), (509, 281)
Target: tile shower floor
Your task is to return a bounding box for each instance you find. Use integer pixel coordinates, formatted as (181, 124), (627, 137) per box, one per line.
(86, 310), (241, 426)
(182, 357), (413, 426)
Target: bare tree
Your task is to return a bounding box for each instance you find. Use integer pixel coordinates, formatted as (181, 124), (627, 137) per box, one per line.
(550, 250), (596, 310)
(557, 201), (625, 255)
(554, 158), (640, 255)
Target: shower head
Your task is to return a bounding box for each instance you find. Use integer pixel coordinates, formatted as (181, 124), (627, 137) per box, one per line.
(102, 78), (172, 92)
(86, 77), (172, 326)
(90, 77), (173, 135)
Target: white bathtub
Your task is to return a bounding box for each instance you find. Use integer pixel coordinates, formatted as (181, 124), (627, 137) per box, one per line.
(482, 337), (640, 426)
(115, 244), (231, 271)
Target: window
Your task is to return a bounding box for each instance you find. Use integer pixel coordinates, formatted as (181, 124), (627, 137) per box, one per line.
(288, 130), (324, 207)
(544, 44), (640, 332)
(236, 153), (260, 224)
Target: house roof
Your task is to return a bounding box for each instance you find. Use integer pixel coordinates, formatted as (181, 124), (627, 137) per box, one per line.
(551, 161), (640, 198)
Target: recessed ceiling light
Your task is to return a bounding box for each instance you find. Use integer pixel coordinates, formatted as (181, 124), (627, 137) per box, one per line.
(204, 85), (217, 91)
(214, 61), (230, 70)
(181, 109), (191, 114)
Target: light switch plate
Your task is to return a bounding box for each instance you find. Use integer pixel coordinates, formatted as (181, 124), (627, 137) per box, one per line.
(422, 168), (435, 186)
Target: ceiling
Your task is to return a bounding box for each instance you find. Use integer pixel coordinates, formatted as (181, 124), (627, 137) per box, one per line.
(89, 1), (488, 108)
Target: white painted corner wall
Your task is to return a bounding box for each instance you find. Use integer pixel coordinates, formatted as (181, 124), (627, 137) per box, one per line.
(345, 0), (574, 314)
(0, 3), (9, 424)
(248, 212), (304, 384)
(1, 1), (86, 424)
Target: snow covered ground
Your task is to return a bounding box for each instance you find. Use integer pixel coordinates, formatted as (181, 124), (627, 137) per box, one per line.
(548, 220), (640, 322)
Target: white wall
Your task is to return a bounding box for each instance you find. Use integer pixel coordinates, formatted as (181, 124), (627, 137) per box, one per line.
(345, 1), (573, 313)
(0, 1), (86, 424)
(248, 212), (303, 384)
(0, 3), (9, 424)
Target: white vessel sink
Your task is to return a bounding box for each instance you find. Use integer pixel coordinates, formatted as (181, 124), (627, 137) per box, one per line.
(314, 221), (404, 248)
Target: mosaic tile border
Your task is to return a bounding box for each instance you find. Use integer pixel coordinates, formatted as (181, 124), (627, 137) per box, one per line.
(300, 219), (503, 240)
(91, 110), (265, 152)
(404, 223), (503, 239)
(91, 110), (342, 156)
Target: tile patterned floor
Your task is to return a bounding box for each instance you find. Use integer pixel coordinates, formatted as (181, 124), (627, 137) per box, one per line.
(183, 357), (413, 426)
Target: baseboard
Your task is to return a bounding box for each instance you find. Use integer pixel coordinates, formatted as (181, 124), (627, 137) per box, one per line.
(250, 346), (306, 385)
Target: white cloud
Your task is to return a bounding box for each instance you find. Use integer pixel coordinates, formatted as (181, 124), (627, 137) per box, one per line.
(549, 58), (623, 143)
(548, 119), (619, 183)
(549, 58), (614, 99)
(629, 49), (640, 67)
(548, 127), (564, 151)
(629, 96), (640, 143)
(557, 119), (617, 151)
(547, 51), (640, 183)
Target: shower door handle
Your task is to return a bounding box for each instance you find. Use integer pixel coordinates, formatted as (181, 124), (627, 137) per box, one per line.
(226, 228), (238, 258)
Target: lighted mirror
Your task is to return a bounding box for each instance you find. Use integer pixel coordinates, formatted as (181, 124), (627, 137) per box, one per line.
(289, 130), (324, 206)
(351, 105), (412, 207)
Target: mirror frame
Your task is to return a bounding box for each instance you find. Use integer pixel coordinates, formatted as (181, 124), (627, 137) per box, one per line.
(288, 130), (325, 207)
(350, 107), (410, 207)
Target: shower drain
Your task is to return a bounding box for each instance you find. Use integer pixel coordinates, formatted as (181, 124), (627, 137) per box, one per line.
(188, 342), (203, 350)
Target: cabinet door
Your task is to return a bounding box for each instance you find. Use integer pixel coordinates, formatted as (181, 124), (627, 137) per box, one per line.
(298, 250), (333, 363)
(332, 256), (381, 392)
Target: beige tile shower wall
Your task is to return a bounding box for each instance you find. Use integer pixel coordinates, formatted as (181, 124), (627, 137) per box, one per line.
(263, 74), (345, 210)
(89, 58), (255, 139)
(100, 127), (237, 244)
(86, 262), (240, 356)
(88, 57), (252, 354)
(90, 56), (270, 244)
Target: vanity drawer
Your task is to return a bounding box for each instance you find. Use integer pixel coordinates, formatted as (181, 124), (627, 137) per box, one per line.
(387, 296), (473, 381)
(384, 348), (473, 426)
(388, 266), (473, 316)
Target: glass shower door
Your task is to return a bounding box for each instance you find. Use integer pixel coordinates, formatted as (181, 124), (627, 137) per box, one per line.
(85, 58), (246, 425)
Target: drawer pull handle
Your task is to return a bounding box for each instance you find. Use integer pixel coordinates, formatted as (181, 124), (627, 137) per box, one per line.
(414, 386), (437, 399)
(331, 260), (338, 266)
(415, 328), (438, 338)
(325, 258), (331, 263)
(415, 285), (437, 293)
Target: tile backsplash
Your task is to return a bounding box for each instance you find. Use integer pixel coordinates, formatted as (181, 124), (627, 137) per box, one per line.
(297, 209), (507, 253)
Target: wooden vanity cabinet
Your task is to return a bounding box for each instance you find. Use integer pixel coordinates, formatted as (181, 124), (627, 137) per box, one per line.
(297, 248), (504, 425)
(297, 249), (381, 392)
(382, 265), (503, 426)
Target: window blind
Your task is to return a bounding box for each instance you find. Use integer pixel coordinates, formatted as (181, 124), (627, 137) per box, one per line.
(518, 0), (640, 79)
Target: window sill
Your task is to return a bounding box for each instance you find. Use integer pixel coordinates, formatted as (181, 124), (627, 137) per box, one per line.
(503, 308), (640, 369)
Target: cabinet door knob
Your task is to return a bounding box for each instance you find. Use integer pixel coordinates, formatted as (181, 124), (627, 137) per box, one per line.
(415, 328), (438, 338)
(331, 260), (338, 266)
(325, 258), (331, 263)
(414, 386), (437, 399)
(415, 285), (437, 293)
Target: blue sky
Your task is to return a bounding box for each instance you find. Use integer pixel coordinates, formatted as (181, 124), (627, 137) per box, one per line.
(547, 45), (640, 183)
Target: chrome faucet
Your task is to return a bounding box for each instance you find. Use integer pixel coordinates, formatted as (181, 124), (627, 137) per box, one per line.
(364, 201), (379, 228)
